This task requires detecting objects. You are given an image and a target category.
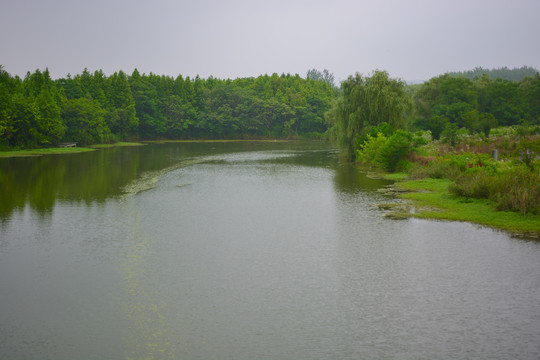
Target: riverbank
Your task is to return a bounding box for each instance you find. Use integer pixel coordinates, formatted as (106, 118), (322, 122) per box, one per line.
(378, 176), (540, 238)
(0, 140), (298, 157)
(0, 142), (146, 157)
(144, 139), (290, 144)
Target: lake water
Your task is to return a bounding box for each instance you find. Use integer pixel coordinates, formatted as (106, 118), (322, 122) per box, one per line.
(1, 141), (539, 360)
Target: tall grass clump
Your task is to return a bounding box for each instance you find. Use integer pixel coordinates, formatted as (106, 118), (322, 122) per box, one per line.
(408, 152), (493, 180)
(493, 166), (540, 215)
(450, 165), (540, 215)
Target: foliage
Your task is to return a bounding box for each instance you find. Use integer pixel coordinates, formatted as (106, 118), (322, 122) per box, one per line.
(62, 98), (109, 145)
(449, 165), (540, 215)
(306, 69), (336, 88)
(0, 66), (336, 148)
(514, 138), (540, 169)
(440, 123), (460, 146)
(493, 167), (540, 215)
(445, 66), (538, 82)
(378, 130), (416, 172)
(490, 125), (540, 138)
(0, 67), (65, 148)
(3, 63), (538, 154)
(405, 135), (539, 217)
(356, 132), (387, 167)
(413, 71), (540, 144)
(356, 129), (426, 172)
(408, 159), (463, 180)
(329, 70), (413, 159)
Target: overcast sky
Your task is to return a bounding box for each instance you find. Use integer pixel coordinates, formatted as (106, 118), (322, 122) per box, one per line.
(1, 0), (539, 83)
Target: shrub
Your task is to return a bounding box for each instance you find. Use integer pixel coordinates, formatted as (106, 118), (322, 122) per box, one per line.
(356, 132), (387, 167)
(449, 167), (492, 199)
(450, 165), (540, 215)
(427, 160), (463, 179)
(514, 138), (540, 170)
(356, 130), (418, 172)
(494, 167), (540, 215)
(378, 130), (414, 172)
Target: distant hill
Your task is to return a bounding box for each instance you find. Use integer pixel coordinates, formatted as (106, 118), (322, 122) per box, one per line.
(446, 66), (539, 81)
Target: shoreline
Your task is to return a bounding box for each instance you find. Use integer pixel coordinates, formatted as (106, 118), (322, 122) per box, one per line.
(377, 176), (540, 239)
(0, 142), (146, 157)
(0, 139), (298, 157)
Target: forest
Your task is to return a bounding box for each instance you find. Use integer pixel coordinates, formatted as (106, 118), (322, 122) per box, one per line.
(445, 66), (538, 82)
(0, 67), (336, 149)
(1, 65), (539, 152)
(328, 68), (540, 159)
(327, 69), (540, 219)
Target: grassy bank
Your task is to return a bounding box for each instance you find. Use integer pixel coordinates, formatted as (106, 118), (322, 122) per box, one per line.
(89, 141), (146, 148)
(0, 139), (301, 157)
(357, 128), (540, 237)
(0, 142), (146, 157)
(0, 147), (95, 157)
(382, 176), (540, 238)
(143, 139), (290, 144)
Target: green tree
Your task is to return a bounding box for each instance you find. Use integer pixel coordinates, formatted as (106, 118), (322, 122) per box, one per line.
(330, 70), (413, 159)
(441, 122), (459, 146)
(3, 66), (338, 146)
(306, 69), (336, 88)
(107, 71), (138, 139)
(478, 112), (497, 137)
(519, 73), (540, 124)
(414, 75), (477, 121)
(462, 110), (480, 134)
(414, 115), (448, 140)
(62, 97), (109, 145)
(447, 66), (538, 81)
(35, 87), (64, 145)
(14, 68), (65, 146)
(9, 93), (41, 148)
(163, 95), (195, 138)
(482, 79), (526, 126)
(0, 66), (18, 147)
(57, 73), (83, 99)
(129, 69), (164, 139)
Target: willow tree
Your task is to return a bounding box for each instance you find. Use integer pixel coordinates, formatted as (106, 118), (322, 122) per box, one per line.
(329, 70), (413, 159)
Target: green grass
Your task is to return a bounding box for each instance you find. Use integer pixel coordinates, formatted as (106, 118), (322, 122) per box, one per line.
(0, 142), (146, 157)
(395, 178), (540, 236)
(143, 139), (289, 144)
(382, 172), (409, 181)
(0, 147), (95, 157)
(89, 141), (146, 148)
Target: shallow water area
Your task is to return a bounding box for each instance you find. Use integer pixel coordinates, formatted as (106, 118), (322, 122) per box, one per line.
(1, 141), (540, 360)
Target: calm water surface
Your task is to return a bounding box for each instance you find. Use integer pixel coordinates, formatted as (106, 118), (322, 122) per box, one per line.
(1, 142), (539, 359)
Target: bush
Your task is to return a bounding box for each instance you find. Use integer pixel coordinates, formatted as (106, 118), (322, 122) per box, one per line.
(514, 138), (540, 170)
(356, 132), (387, 167)
(356, 129), (418, 172)
(450, 165), (540, 215)
(449, 167), (492, 199)
(494, 167), (540, 215)
(426, 160), (463, 179)
(378, 130), (414, 172)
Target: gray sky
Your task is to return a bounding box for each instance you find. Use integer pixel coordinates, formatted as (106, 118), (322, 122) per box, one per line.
(1, 0), (539, 83)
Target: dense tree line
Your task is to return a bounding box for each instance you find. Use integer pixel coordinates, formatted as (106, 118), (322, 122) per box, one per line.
(0, 66), (336, 149)
(413, 73), (540, 140)
(2, 65), (539, 152)
(328, 69), (540, 159)
(446, 66), (538, 82)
